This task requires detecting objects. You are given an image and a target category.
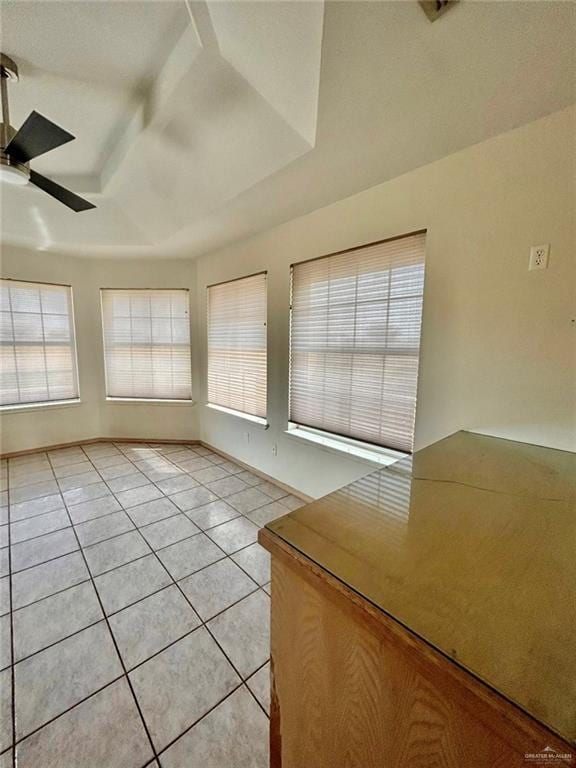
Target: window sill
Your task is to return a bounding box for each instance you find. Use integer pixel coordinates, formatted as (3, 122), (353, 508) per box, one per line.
(0, 399), (82, 414)
(285, 425), (406, 466)
(206, 403), (268, 428)
(106, 398), (195, 407)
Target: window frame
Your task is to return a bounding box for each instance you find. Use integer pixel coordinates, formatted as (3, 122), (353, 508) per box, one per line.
(288, 230), (426, 455)
(0, 277), (81, 410)
(100, 287), (193, 403)
(206, 270), (268, 420)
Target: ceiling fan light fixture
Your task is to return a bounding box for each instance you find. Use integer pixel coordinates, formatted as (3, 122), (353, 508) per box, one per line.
(0, 156), (29, 185)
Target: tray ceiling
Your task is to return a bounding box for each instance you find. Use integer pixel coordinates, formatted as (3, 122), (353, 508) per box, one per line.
(0, 0), (574, 257)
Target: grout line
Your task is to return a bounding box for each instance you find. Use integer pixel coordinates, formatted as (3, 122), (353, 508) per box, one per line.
(43, 451), (161, 765)
(7, 503), (67, 525)
(8, 529), (264, 615)
(9, 522), (73, 548)
(85, 550), (153, 580)
(7, 475), (285, 546)
(84, 447), (277, 586)
(6, 459), (16, 768)
(10, 546), (80, 577)
(12, 577), (263, 679)
(155, 680), (246, 763)
(13, 441), (279, 587)
(81, 445), (270, 704)
(8, 488), (61, 507)
(11, 616), (105, 667)
(11, 575), (165, 621)
(7, 441), (278, 759)
(118, 582), (263, 676)
(80, 445), (254, 757)
(244, 658), (271, 718)
(78, 445), (257, 711)
(11, 577), (92, 614)
(9, 675), (127, 750)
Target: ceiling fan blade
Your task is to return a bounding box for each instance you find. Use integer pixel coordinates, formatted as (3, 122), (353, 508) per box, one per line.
(29, 170), (96, 212)
(5, 111), (75, 164)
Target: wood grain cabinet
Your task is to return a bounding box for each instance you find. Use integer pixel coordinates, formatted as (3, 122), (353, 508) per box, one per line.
(259, 432), (576, 768)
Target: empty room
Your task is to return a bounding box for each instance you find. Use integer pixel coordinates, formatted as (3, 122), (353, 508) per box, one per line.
(0, 1), (575, 767)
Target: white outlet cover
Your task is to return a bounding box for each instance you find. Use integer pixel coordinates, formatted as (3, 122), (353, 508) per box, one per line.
(529, 244), (550, 271)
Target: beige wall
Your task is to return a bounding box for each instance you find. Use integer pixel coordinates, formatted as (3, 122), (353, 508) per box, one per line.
(195, 106), (576, 497)
(1, 106), (574, 498)
(0, 249), (199, 454)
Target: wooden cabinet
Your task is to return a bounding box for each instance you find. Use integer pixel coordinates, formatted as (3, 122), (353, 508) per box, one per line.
(259, 432), (576, 768)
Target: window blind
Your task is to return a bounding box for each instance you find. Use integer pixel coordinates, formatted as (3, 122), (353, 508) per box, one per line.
(0, 279), (79, 407)
(289, 232), (426, 453)
(207, 273), (267, 418)
(101, 289), (192, 400)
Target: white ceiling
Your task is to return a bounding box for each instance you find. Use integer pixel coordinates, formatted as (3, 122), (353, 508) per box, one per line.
(0, 0), (188, 178)
(0, 0), (575, 258)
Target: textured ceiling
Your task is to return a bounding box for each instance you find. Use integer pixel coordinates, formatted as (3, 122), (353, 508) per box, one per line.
(0, 0), (575, 257)
(0, 0), (188, 179)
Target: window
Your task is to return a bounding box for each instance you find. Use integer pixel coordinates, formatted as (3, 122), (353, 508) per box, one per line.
(0, 279), (79, 407)
(101, 289), (192, 401)
(289, 231), (426, 453)
(207, 273), (267, 419)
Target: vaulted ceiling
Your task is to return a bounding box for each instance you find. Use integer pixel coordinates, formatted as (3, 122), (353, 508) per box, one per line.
(1, 0), (575, 257)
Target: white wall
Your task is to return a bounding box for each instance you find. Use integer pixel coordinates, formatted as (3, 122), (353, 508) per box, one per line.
(0, 249), (199, 454)
(1, 106), (574, 499)
(195, 106), (576, 497)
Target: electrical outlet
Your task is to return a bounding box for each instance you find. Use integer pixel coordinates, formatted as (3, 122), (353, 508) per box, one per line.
(272, 443), (278, 456)
(529, 244), (550, 271)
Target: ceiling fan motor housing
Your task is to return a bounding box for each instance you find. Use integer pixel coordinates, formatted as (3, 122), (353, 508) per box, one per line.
(0, 151), (31, 183)
(0, 53), (19, 82)
(1, 55), (31, 183)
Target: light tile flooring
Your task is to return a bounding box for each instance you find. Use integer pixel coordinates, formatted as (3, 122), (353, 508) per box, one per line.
(0, 441), (304, 768)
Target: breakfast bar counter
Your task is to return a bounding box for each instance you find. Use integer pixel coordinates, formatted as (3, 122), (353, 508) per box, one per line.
(259, 431), (576, 768)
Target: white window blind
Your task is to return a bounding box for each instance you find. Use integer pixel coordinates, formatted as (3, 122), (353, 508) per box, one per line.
(207, 273), (267, 419)
(289, 232), (426, 453)
(101, 289), (192, 400)
(0, 279), (79, 407)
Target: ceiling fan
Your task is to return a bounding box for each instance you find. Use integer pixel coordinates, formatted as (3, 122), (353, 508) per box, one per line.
(0, 53), (95, 212)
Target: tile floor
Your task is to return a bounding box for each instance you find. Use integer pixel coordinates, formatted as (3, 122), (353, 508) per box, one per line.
(0, 441), (304, 767)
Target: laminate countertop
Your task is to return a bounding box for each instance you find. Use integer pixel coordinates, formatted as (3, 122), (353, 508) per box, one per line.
(265, 431), (576, 744)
